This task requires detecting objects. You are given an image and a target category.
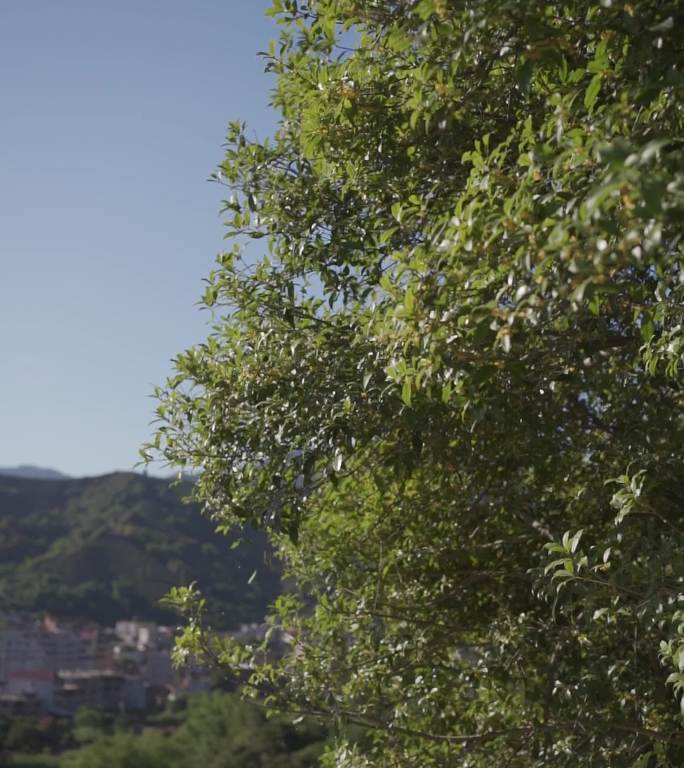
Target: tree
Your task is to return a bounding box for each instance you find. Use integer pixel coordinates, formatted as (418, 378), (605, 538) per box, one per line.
(62, 693), (326, 768)
(148, 1), (684, 765)
(62, 729), (180, 768)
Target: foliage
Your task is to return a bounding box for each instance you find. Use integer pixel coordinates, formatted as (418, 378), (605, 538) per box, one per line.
(0, 716), (70, 756)
(70, 707), (111, 746)
(61, 693), (326, 768)
(6, 756), (63, 768)
(150, 0), (684, 765)
(0, 473), (279, 628)
(60, 729), (179, 768)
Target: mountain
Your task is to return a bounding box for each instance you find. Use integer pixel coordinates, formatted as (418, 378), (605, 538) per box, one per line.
(0, 465), (71, 480)
(0, 472), (280, 629)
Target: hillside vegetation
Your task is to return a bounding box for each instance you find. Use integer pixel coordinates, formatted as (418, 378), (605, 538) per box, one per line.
(0, 473), (280, 628)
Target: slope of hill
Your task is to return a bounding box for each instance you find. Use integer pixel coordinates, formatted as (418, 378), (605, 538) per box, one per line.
(0, 472), (280, 628)
(0, 465), (71, 480)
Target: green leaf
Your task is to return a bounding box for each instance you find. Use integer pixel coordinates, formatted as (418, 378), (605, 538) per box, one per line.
(441, 381), (452, 403)
(584, 73), (602, 110)
(401, 377), (413, 407)
(404, 287), (415, 315)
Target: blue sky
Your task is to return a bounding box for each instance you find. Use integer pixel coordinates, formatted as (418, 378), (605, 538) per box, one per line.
(0, 0), (278, 477)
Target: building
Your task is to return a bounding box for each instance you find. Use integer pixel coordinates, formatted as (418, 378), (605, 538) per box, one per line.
(53, 670), (125, 715)
(0, 613), (213, 715)
(0, 614), (96, 709)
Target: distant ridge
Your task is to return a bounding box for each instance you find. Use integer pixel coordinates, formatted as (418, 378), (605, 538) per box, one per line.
(0, 465), (71, 480)
(0, 471), (280, 628)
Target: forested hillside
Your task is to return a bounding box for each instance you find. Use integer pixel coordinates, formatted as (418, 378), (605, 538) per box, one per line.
(0, 473), (280, 628)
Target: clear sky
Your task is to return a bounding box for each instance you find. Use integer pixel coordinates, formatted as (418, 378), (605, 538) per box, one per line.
(0, 0), (278, 477)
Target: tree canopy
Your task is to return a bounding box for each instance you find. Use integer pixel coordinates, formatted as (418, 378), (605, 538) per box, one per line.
(148, 1), (684, 765)
(62, 693), (326, 768)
